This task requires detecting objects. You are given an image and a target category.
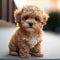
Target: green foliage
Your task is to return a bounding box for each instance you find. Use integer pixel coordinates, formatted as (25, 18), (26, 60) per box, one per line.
(44, 12), (60, 31)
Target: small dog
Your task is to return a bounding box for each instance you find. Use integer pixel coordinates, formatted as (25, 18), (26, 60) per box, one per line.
(9, 5), (49, 58)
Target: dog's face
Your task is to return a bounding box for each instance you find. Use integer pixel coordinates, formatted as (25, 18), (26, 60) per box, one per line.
(14, 6), (49, 33)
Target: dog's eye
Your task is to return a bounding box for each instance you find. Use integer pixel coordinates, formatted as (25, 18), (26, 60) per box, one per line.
(24, 16), (29, 20)
(35, 17), (39, 21)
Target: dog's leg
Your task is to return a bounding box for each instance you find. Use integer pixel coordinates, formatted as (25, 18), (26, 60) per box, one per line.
(18, 41), (31, 58)
(30, 40), (43, 57)
(9, 41), (18, 56)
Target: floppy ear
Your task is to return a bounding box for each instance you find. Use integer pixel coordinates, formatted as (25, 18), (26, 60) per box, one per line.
(14, 9), (22, 23)
(42, 12), (49, 26)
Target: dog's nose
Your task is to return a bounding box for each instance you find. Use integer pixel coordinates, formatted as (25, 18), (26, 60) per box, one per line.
(29, 23), (33, 28)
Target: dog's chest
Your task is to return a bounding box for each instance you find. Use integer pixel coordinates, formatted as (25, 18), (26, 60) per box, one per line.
(28, 35), (38, 48)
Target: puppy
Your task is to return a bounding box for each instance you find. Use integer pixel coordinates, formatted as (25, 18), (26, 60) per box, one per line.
(9, 5), (49, 58)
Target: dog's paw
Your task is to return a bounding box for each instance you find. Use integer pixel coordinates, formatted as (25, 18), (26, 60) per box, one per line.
(9, 51), (18, 56)
(35, 52), (44, 57)
(31, 52), (44, 57)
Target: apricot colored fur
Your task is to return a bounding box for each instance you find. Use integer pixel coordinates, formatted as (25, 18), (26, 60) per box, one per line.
(9, 5), (49, 58)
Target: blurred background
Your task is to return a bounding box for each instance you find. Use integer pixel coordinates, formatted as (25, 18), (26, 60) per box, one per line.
(0, 0), (60, 33)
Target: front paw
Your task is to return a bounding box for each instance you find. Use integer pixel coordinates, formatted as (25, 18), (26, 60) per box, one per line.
(31, 52), (44, 57)
(37, 53), (44, 57)
(9, 51), (18, 56)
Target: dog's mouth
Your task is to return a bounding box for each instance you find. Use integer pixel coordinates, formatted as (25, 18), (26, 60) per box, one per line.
(26, 25), (39, 33)
(26, 28), (34, 33)
(23, 24), (34, 32)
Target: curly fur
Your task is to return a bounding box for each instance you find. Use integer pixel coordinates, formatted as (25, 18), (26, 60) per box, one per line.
(9, 5), (49, 58)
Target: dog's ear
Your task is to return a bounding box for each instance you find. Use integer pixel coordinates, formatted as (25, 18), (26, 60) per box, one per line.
(42, 12), (49, 26)
(14, 9), (22, 23)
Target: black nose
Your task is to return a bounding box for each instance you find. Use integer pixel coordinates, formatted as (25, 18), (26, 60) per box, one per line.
(29, 23), (33, 28)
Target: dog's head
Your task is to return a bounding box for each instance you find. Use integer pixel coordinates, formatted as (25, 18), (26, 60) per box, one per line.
(14, 6), (49, 33)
